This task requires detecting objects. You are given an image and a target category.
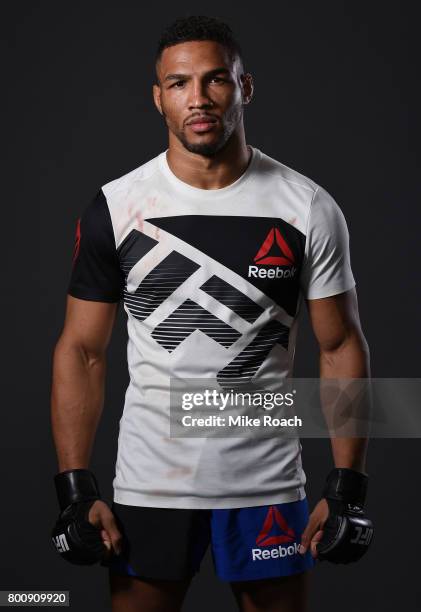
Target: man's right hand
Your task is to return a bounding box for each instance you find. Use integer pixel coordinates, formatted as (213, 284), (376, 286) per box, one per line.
(51, 469), (122, 566)
(87, 499), (123, 557)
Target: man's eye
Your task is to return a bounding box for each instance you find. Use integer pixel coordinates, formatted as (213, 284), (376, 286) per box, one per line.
(210, 77), (225, 83)
(171, 80), (185, 88)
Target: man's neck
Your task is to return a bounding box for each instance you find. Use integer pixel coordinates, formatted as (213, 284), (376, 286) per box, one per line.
(165, 132), (251, 190)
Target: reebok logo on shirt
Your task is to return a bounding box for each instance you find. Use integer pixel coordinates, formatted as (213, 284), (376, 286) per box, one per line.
(248, 227), (297, 279)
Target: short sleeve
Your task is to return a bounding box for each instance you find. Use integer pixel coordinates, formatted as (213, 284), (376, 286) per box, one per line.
(299, 186), (356, 299)
(68, 189), (124, 302)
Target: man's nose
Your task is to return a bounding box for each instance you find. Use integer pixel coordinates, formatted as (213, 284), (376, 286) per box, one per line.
(188, 80), (213, 109)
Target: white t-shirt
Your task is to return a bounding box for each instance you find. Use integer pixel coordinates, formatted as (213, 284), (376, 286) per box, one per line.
(68, 146), (356, 509)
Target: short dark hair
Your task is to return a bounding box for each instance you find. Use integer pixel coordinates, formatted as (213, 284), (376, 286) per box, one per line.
(156, 15), (244, 70)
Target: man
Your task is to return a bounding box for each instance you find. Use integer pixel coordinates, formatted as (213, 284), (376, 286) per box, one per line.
(51, 15), (372, 612)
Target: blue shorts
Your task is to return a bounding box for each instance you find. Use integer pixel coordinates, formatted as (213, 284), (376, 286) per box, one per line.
(105, 498), (315, 582)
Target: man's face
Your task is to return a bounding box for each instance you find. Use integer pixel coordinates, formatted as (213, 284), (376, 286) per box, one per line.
(153, 40), (253, 156)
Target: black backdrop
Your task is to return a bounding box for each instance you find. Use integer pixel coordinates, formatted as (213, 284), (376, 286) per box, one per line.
(3, 1), (420, 610)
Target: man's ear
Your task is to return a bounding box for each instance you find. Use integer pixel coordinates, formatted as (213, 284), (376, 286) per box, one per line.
(240, 73), (254, 105)
(152, 83), (163, 115)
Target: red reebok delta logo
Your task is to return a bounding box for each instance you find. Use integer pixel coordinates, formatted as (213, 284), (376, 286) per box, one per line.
(256, 505), (296, 546)
(254, 227), (295, 266)
(248, 227), (297, 279)
(251, 506), (300, 561)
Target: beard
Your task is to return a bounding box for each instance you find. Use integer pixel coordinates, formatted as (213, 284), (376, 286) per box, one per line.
(177, 134), (226, 157)
(162, 105), (243, 158)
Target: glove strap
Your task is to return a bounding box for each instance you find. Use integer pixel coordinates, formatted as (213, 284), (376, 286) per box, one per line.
(54, 469), (101, 512)
(323, 468), (368, 508)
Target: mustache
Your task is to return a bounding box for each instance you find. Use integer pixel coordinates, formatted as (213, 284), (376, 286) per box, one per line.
(184, 112), (219, 126)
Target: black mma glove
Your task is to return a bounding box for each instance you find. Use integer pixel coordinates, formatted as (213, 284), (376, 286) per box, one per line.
(51, 469), (108, 565)
(317, 467), (374, 564)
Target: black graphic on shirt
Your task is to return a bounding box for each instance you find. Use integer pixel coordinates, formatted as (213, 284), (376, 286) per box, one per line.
(151, 298), (242, 352)
(200, 275), (264, 323)
(118, 226), (295, 384)
(146, 215), (305, 317)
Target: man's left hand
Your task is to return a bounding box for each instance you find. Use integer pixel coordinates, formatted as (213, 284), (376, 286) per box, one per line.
(298, 498), (329, 558)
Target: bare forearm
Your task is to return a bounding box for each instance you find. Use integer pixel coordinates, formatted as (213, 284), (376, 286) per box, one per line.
(320, 332), (371, 473)
(50, 336), (106, 471)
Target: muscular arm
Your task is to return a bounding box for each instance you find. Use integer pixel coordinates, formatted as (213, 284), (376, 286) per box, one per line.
(306, 287), (370, 473)
(50, 295), (119, 472)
